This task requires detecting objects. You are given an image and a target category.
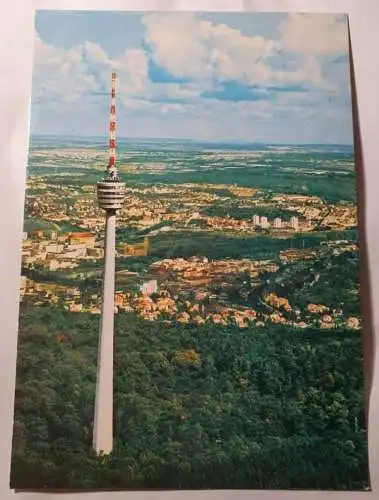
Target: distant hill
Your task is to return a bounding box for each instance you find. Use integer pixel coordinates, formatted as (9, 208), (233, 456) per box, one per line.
(30, 134), (354, 154)
(24, 218), (60, 233)
(23, 218), (87, 234)
(262, 247), (360, 316)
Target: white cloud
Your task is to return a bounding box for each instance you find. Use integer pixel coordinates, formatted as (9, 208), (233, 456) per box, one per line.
(142, 13), (279, 85)
(34, 31), (200, 111)
(147, 82), (202, 102)
(159, 102), (190, 115)
(34, 33), (61, 66)
(33, 12), (345, 111)
(119, 98), (193, 121)
(34, 33), (145, 96)
(141, 13), (328, 89)
(33, 35), (103, 104)
(279, 14), (348, 54)
(121, 98), (154, 110)
(33, 34), (153, 111)
(114, 48), (149, 95)
(142, 14), (212, 79)
(82, 42), (109, 64)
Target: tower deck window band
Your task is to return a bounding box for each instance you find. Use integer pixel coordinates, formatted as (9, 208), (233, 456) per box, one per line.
(97, 180), (126, 210)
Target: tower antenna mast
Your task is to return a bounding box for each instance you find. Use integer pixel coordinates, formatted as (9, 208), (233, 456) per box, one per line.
(107, 71), (117, 177)
(93, 71), (126, 455)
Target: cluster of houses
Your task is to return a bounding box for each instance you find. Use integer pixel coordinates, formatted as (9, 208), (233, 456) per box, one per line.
(21, 230), (103, 271)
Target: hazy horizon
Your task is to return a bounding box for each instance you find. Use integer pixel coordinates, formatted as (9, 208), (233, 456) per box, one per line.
(30, 133), (354, 148)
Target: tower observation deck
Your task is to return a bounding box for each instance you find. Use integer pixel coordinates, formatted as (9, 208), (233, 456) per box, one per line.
(97, 178), (126, 211)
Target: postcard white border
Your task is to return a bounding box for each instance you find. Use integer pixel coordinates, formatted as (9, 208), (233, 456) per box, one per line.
(0, 0), (378, 498)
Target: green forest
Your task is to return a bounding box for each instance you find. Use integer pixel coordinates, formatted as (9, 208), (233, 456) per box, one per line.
(11, 305), (369, 490)
(129, 167), (356, 204)
(201, 203), (302, 221)
(147, 230), (357, 261)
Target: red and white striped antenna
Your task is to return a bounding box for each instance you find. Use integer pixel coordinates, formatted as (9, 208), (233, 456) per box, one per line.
(107, 71), (117, 175)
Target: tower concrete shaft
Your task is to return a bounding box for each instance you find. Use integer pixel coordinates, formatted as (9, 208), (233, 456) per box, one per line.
(93, 209), (116, 455)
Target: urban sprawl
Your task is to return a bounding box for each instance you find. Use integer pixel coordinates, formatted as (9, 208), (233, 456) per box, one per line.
(21, 147), (359, 332)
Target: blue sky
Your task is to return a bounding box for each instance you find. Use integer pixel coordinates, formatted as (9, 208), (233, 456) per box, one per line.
(32, 11), (353, 144)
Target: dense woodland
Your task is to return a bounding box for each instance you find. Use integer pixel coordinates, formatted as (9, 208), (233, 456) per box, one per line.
(12, 229), (369, 490)
(11, 303), (368, 490)
(201, 203), (302, 221)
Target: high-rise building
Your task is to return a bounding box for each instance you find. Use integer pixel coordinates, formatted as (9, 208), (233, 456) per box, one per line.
(290, 216), (299, 231)
(140, 279), (158, 296)
(260, 216), (269, 228)
(252, 214), (260, 226)
(93, 72), (126, 456)
(273, 217), (282, 229)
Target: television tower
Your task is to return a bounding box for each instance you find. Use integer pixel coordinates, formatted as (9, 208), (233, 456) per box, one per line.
(93, 71), (126, 455)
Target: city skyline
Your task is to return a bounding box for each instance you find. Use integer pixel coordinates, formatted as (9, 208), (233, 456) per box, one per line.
(32, 11), (353, 145)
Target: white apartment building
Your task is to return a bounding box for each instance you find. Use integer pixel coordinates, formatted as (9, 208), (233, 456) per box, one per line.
(260, 216), (269, 228)
(290, 216), (299, 230)
(273, 217), (282, 229)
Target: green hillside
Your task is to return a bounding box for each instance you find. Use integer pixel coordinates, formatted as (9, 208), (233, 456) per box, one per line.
(23, 218), (84, 234)
(23, 218), (60, 233)
(11, 305), (368, 490)
(263, 248), (361, 316)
